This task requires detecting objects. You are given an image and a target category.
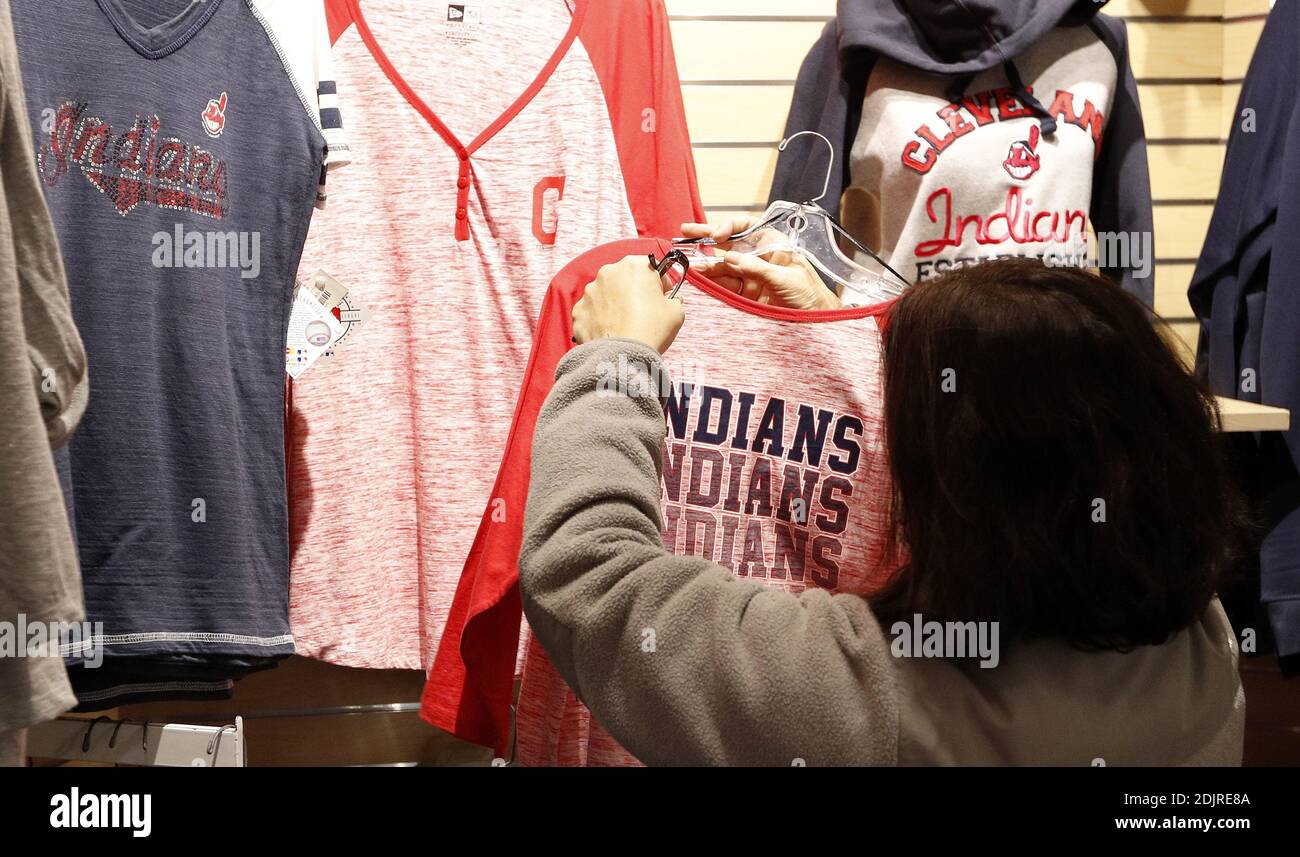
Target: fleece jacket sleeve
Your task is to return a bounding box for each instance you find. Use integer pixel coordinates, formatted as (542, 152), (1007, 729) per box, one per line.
(1087, 15), (1156, 309)
(518, 338), (900, 766)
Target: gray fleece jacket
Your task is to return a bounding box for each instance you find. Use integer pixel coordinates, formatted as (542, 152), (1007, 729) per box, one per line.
(520, 340), (1245, 766)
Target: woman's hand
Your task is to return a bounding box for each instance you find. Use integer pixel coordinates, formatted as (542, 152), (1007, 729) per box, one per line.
(680, 218), (841, 311)
(573, 255), (685, 354)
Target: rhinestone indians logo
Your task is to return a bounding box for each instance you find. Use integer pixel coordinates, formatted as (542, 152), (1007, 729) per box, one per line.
(37, 101), (229, 219)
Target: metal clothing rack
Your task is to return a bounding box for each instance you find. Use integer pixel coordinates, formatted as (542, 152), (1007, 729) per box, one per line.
(26, 716), (246, 767)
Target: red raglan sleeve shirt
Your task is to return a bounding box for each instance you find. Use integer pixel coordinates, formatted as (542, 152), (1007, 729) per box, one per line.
(581, 0), (706, 238)
(288, 1), (703, 676)
(419, 240), (624, 753)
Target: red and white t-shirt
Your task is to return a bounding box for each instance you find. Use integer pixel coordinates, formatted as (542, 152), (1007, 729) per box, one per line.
(422, 238), (902, 760)
(287, 0), (703, 671)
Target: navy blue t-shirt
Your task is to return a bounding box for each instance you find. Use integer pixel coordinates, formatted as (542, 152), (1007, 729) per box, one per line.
(13, 0), (347, 705)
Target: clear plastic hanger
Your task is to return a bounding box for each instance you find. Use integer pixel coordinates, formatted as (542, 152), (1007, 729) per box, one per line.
(673, 131), (911, 307)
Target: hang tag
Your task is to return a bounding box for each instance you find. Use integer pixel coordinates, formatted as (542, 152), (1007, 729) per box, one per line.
(285, 283), (343, 379)
(318, 294), (372, 365)
(306, 269), (348, 311)
(287, 270), (371, 374)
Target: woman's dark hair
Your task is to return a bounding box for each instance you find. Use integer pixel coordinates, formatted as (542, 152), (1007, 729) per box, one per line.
(872, 258), (1247, 651)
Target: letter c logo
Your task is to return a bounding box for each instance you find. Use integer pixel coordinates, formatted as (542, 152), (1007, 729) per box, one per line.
(532, 176), (566, 246)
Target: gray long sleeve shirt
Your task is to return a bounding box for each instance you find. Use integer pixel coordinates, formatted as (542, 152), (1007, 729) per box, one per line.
(520, 339), (1245, 766)
(0, 0), (86, 732)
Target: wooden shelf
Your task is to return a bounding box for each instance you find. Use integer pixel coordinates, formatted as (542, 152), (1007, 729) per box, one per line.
(1216, 397), (1291, 433)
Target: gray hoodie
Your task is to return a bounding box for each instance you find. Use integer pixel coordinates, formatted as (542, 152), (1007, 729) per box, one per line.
(519, 340), (1243, 766)
(771, 0), (1154, 305)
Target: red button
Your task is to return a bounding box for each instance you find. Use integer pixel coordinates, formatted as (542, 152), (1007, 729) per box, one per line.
(456, 208), (467, 220)
(457, 177), (469, 189)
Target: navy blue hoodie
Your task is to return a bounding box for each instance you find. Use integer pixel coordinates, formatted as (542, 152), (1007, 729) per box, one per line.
(1190, 0), (1300, 672)
(770, 0), (1154, 305)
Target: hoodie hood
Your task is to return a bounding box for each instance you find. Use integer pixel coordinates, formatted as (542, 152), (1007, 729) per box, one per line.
(837, 0), (1108, 75)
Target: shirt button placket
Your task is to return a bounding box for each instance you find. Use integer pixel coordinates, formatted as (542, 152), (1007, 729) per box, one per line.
(455, 149), (471, 241)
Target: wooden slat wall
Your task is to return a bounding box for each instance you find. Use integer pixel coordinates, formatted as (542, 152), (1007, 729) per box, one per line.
(95, 1), (1283, 768)
(666, 0), (1270, 361)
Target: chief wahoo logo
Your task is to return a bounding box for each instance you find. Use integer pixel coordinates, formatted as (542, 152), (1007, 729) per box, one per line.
(1003, 124), (1042, 181)
(201, 91), (228, 138)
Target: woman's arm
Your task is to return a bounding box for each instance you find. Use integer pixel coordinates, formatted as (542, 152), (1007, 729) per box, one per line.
(519, 338), (900, 766)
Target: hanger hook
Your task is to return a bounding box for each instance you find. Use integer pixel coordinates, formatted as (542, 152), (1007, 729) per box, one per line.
(206, 725), (233, 758)
(81, 716), (112, 753)
(778, 130), (835, 206)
